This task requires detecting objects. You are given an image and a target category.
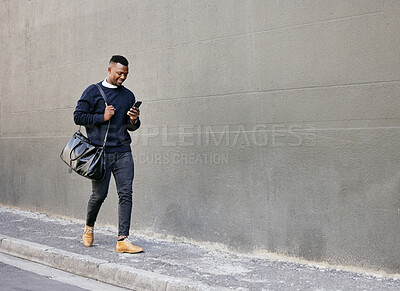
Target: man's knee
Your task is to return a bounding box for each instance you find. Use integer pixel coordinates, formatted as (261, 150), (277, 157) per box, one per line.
(118, 191), (132, 202)
(89, 191), (108, 204)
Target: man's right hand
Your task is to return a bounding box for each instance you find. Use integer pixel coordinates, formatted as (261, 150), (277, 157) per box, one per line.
(104, 105), (115, 121)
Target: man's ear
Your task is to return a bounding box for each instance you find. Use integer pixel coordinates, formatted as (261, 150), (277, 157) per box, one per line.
(108, 66), (112, 74)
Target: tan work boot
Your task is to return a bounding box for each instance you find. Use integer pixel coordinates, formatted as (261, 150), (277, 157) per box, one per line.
(116, 237), (143, 253)
(82, 225), (94, 247)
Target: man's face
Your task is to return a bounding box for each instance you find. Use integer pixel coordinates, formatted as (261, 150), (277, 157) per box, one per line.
(107, 62), (129, 87)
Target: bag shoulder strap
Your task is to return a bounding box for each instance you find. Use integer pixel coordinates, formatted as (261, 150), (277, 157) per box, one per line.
(95, 83), (109, 105)
(95, 83), (111, 149)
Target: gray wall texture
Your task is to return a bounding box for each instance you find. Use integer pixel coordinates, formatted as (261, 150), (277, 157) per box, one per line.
(1, 0), (399, 273)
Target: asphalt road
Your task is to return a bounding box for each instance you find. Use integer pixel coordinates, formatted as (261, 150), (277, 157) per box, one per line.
(0, 253), (129, 291)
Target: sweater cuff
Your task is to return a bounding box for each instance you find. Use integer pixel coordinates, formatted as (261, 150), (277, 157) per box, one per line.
(93, 114), (105, 125)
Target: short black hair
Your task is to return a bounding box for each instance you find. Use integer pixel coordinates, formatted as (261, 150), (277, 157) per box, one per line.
(109, 55), (129, 66)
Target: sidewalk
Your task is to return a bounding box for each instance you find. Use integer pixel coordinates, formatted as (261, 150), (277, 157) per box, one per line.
(0, 206), (399, 291)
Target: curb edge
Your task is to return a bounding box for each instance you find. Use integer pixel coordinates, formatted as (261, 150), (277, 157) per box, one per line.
(0, 235), (222, 291)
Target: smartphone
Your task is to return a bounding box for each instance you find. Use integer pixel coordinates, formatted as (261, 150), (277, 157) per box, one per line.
(133, 101), (142, 108)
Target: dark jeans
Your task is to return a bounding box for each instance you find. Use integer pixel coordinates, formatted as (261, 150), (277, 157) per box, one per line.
(86, 151), (134, 237)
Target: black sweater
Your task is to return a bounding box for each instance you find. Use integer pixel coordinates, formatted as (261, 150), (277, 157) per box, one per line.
(73, 82), (140, 153)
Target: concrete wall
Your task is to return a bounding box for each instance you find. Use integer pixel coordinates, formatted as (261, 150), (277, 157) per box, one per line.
(1, 0), (400, 273)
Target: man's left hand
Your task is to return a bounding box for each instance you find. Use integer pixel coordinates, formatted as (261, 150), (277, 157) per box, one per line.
(127, 107), (140, 123)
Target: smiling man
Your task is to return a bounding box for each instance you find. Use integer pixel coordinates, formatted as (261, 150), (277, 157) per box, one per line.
(73, 55), (143, 253)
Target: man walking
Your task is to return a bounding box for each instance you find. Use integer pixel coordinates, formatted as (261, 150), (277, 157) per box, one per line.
(74, 55), (143, 253)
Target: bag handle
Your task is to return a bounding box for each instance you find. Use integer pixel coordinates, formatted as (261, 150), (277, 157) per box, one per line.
(69, 133), (101, 162)
(95, 83), (111, 149)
